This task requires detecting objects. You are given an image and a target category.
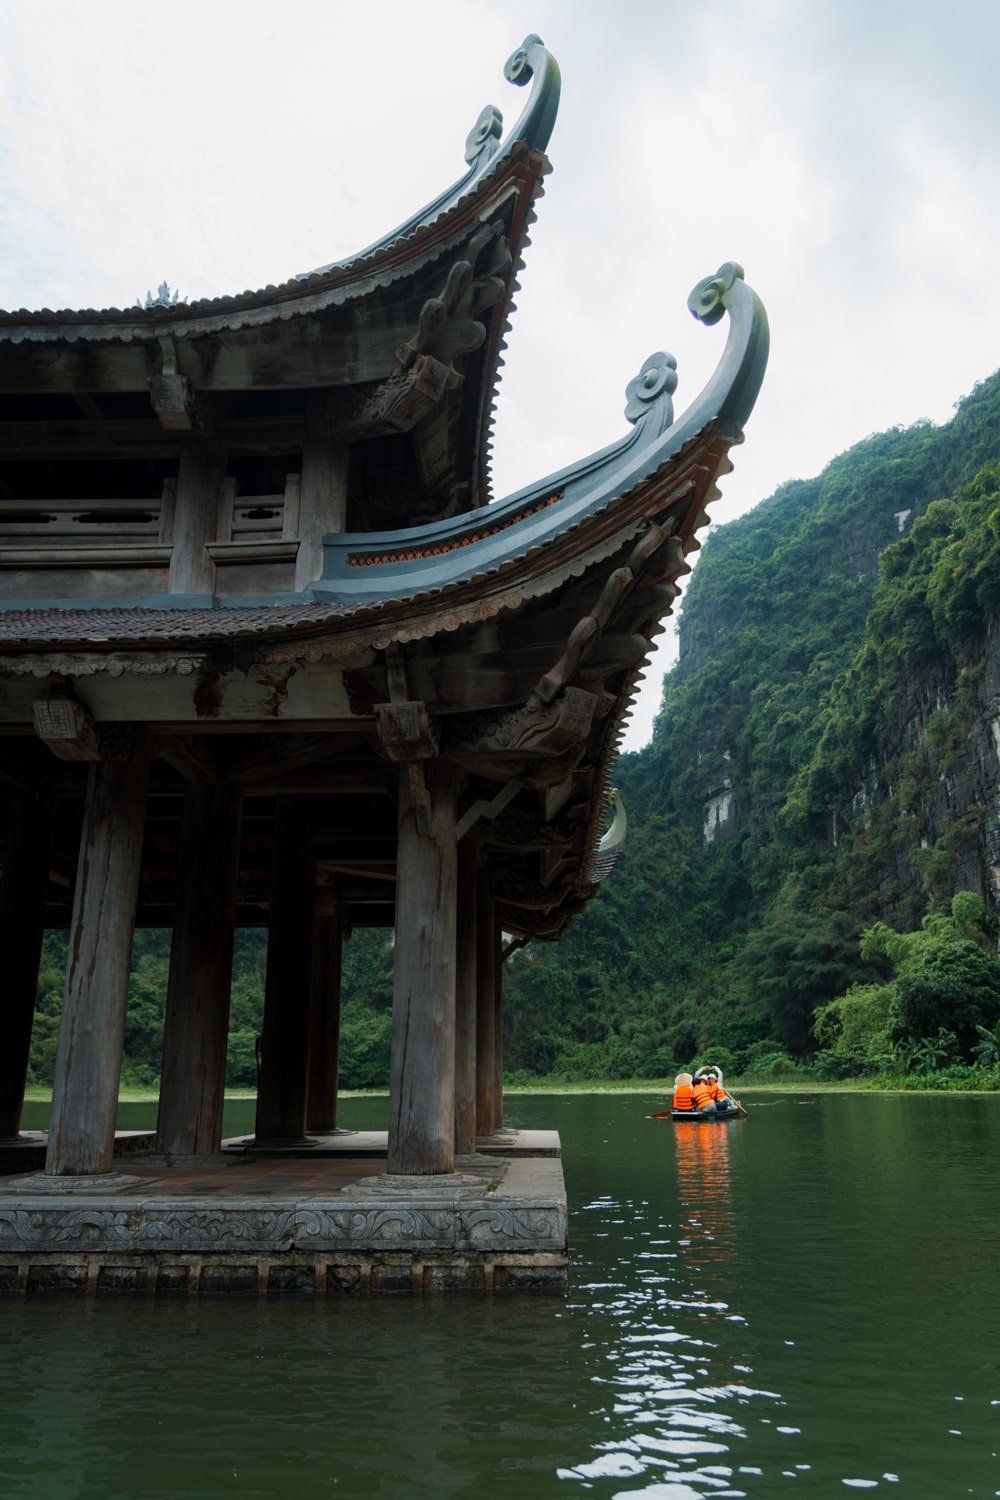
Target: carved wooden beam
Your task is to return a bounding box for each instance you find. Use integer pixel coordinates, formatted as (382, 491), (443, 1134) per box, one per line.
(224, 733), (367, 787)
(455, 776), (522, 842)
(31, 698), (137, 764)
(348, 223), (511, 441)
(0, 415), (305, 460)
(450, 685), (597, 761)
(149, 338), (195, 431)
(375, 702), (439, 762)
(153, 735), (217, 785)
(373, 647), (441, 837)
(32, 699), (101, 761)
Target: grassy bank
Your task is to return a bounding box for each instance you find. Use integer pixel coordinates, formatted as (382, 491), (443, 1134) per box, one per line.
(22, 1075), (1000, 1107)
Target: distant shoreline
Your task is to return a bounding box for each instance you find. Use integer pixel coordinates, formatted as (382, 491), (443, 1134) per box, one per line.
(21, 1079), (1000, 1105)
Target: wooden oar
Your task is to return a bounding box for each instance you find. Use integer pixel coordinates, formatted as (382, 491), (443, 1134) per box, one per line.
(730, 1095), (749, 1119)
(649, 1108), (674, 1119)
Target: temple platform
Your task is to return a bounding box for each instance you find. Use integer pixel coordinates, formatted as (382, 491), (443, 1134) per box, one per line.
(0, 1131), (567, 1297)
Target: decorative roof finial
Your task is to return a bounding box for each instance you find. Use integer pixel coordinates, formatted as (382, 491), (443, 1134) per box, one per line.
(688, 262), (744, 326)
(504, 33), (544, 86)
(465, 105), (504, 168)
(624, 351), (678, 437)
(592, 787), (628, 882)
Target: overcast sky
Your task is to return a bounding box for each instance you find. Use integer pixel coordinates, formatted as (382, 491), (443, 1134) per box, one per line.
(3, 0), (999, 749)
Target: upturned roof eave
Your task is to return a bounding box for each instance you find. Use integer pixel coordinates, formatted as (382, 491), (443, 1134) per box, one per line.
(0, 36), (560, 347)
(0, 263), (768, 655)
(314, 262), (769, 600)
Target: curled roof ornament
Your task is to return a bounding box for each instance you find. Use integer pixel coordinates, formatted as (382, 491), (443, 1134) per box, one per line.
(2, 36), (561, 331)
(299, 35), (559, 281)
(465, 105), (504, 169)
(319, 262), (769, 603)
(689, 261), (744, 327)
(591, 788), (628, 883)
(624, 351), (678, 437)
(501, 34), (561, 153)
(504, 36), (538, 84)
(598, 789), (628, 853)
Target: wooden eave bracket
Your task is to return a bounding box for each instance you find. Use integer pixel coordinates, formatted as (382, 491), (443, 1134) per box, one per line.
(375, 646), (440, 837)
(456, 776), (522, 842)
(355, 355), (454, 436)
(149, 337), (195, 431)
(32, 699), (132, 762)
(374, 701), (439, 762)
(351, 224), (510, 439)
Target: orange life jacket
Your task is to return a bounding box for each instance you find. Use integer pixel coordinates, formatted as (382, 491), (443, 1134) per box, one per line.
(672, 1083), (695, 1111)
(693, 1079), (715, 1109)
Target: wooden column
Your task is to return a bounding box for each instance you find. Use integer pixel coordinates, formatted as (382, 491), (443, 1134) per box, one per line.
(295, 393), (349, 590)
(0, 792), (52, 1139)
(388, 762), (458, 1175)
(46, 744), (149, 1176)
(493, 911), (505, 1130)
(255, 799), (314, 1143)
(475, 869), (499, 1138)
(306, 897), (344, 1134)
(156, 783), (242, 1157)
(167, 435), (226, 595)
(454, 837), (478, 1156)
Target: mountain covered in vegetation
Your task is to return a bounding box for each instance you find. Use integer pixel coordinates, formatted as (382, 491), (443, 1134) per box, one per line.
(502, 367), (1000, 1084)
(27, 370), (1000, 1092)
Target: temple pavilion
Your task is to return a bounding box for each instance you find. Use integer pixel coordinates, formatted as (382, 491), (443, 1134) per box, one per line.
(0, 36), (767, 1293)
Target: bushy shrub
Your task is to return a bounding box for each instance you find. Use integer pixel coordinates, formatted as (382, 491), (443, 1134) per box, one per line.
(813, 982), (894, 1062)
(225, 1028), (260, 1088)
(891, 940), (1000, 1053)
(736, 1041), (800, 1079)
(338, 1005), (392, 1090)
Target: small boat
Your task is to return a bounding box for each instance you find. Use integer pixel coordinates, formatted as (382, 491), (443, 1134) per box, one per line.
(665, 1107), (741, 1122)
(653, 1065), (747, 1121)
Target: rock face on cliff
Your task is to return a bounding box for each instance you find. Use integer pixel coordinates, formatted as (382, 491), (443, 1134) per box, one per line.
(497, 370), (1000, 1078)
(648, 373), (1000, 937)
(817, 508), (1000, 927)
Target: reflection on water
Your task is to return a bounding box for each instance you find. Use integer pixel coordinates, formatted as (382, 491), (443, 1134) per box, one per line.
(673, 1116), (736, 1281)
(550, 1095), (1000, 1498)
(562, 1114), (779, 1498)
(5, 1093), (1000, 1498)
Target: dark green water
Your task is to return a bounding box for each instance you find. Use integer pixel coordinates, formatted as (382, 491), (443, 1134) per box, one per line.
(4, 1092), (999, 1498)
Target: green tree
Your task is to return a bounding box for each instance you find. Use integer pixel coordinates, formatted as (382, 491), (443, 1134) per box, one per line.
(891, 941), (1000, 1054)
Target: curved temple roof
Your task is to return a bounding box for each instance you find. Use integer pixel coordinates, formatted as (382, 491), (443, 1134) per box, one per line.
(0, 35), (562, 523)
(315, 261), (768, 609)
(0, 271), (773, 657)
(304, 34), (560, 280)
(0, 262), (768, 647)
(0, 36), (770, 942)
(0, 34), (559, 338)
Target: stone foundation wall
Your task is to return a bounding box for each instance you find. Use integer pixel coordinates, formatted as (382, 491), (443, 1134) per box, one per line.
(0, 1154), (568, 1296)
(0, 1251), (567, 1297)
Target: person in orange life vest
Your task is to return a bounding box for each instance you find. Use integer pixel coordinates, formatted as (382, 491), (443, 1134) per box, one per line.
(672, 1072), (695, 1111)
(692, 1073), (718, 1111)
(696, 1065), (734, 1112)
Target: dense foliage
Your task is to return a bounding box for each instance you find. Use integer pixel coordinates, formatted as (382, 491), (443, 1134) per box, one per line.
(26, 371), (1000, 1094)
(502, 368), (1000, 1086)
(28, 927), (395, 1093)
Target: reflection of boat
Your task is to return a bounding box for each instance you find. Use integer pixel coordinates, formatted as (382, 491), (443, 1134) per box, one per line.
(673, 1110), (735, 1279)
